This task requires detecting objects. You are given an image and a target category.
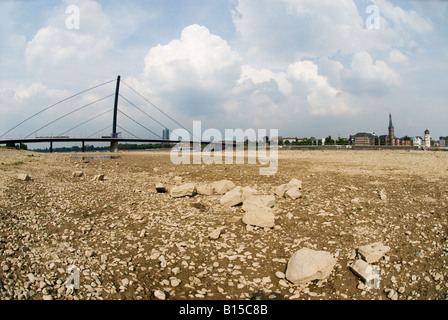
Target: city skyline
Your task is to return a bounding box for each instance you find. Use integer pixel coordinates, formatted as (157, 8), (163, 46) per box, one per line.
(1, 0), (447, 141)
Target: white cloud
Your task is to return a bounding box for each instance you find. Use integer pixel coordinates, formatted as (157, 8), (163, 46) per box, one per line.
(134, 24), (242, 117)
(25, 0), (114, 73)
(287, 60), (355, 115)
(238, 66), (291, 94)
(342, 51), (401, 95)
(387, 48), (409, 66)
(232, 0), (370, 66)
(373, 0), (433, 33)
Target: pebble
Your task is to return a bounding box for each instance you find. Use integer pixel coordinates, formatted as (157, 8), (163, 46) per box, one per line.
(279, 280), (289, 288)
(154, 290), (166, 300)
(275, 271), (285, 279)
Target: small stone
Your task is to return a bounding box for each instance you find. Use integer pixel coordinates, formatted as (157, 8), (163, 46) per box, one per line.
(209, 227), (226, 240)
(155, 183), (167, 193)
(387, 290), (396, 299)
(17, 173), (31, 181)
(262, 276), (272, 284)
(92, 174), (105, 181)
(279, 279), (289, 287)
(275, 271), (285, 279)
(170, 279), (181, 287)
(73, 171), (84, 178)
(357, 242), (391, 263)
(42, 295), (53, 300)
(154, 290), (166, 300)
(27, 273), (36, 283)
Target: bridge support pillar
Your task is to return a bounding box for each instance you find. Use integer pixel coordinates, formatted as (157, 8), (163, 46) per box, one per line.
(82, 141), (85, 153)
(110, 140), (119, 153)
(50, 141), (53, 153)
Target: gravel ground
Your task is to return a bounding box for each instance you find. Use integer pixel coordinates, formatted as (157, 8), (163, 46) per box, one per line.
(1, 148), (447, 300)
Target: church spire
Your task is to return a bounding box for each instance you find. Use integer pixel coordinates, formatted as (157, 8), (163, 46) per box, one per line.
(388, 113), (394, 129)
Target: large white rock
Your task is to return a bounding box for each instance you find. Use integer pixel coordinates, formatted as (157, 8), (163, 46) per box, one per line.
(285, 187), (302, 200)
(350, 259), (374, 282)
(287, 178), (303, 190)
(242, 195), (275, 212)
(212, 180), (236, 195)
(241, 186), (258, 200)
(170, 183), (197, 198)
(275, 179), (303, 198)
(220, 187), (243, 207)
(357, 243), (390, 263)
(242, 207), (275, 228)
(196, 184), (214, 196)
(274, 184), (289, 198)
(285, 248), (336, 284)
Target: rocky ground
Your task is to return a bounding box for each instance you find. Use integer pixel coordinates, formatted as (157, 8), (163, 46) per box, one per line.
(1, 147), (447, 300)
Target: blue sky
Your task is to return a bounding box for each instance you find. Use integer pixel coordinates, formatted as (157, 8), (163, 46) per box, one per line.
(1, 0), (447, 143)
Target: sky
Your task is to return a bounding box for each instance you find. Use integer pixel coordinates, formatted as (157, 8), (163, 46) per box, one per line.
(1, 0), (447, 145)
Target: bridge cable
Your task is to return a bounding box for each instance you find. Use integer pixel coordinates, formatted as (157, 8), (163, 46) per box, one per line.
(120, 80), (201, 141)
(119, 94), (171, 132)
(0, 79), (116, 139)
(118, 109), (162, 139)
(25, 94), (114, 139)
(58, 109), (112, 137)
(87, 125), (112, 138)
(117, 125), (140, 139)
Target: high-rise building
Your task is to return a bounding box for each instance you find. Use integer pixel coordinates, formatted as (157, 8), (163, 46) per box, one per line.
(162, 128), (170, 140)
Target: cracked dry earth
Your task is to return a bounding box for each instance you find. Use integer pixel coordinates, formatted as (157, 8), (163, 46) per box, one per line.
(1, 148), (448, 301)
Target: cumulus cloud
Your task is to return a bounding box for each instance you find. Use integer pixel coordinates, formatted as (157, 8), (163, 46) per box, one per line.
(134, 24), (242, 117)
(25, 0), (114, 73)
(232, 0), (369, 66)
(341, 51), (401, 95)
(287, 60), (355, 115)
(373, 0), (433, 33)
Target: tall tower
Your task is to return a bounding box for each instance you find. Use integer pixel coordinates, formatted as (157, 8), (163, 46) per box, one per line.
(388, 113), (395, 146)
(424, 129), (431, 149)
(162, 128), (170, 140)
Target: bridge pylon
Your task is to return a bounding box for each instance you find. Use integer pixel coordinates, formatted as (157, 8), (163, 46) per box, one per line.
(110, 75), (121, 152)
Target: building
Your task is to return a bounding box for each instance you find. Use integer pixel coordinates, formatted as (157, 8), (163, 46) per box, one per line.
(413, 136), (422, 147)
(162, 128), (170, 140)
(386, 113), (395, 146)
(439, 136), (448, 147)
(283, 137), (297, 143)
(424, 129), (431, 148)
(353, 132), (376, 146)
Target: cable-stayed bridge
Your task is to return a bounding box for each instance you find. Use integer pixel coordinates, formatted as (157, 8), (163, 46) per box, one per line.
(0, 76), (222, 152)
